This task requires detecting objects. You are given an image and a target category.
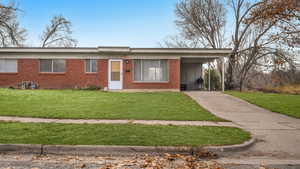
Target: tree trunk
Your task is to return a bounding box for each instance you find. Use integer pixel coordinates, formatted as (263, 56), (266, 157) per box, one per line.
(226, 54), (236, 89)
(239, 77), (244, 92)
(239, 71), (248, 92)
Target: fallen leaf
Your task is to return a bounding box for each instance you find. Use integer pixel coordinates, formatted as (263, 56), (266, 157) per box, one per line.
(80, 163), (86, 168)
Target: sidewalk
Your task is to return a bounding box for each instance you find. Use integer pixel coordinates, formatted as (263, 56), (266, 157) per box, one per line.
(185, 91), (300, 159)
(0, 116), (238, 127)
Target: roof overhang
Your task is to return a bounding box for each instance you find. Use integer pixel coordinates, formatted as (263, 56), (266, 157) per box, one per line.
(0, 47), (98, 53)
(0, 46), (232, 59)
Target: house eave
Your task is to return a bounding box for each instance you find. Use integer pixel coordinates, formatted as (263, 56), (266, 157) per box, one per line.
(0, 47), (232, 58)
(130, 48), (231, 55)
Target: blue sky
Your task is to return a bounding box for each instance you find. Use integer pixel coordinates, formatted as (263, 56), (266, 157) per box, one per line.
(14, 0), (180, 47)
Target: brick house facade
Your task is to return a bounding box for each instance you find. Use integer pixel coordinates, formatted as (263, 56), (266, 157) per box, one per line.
(0, 47), (230, 91)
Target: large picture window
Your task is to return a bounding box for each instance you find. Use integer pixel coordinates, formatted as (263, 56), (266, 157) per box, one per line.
(0, 59), (17, 73)
(39, 59), (66, 72)
(85, 59), (97, 73)
(134, 59), (168, 82)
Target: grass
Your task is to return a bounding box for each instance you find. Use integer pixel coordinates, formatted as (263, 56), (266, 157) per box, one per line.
(0, 89), (223, 121)
(0, 122), (250, 146)
(226, 91), (300, 119)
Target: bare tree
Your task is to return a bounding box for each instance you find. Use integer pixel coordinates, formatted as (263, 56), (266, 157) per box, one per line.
(0, 0), (26, 47)
(160, 0), (227, 87)
(163, 0), (227, 48)
(159, 35), (201, 48)
(166, 0), (300, 91)
(41, 15), (77, 47)
(228, 0), (300, 91)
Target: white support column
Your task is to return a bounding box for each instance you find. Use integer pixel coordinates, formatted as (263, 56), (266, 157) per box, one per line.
(201, 64), (205, 90)
(222, 57), (225, 92)
(208, 62), (211, 91)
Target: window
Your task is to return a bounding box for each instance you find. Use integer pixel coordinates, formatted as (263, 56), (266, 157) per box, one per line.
(134, 59), (168, 82)
(39, 59), (66, 72)
(0, 59), (17, 73)
(85, 59), (97, 73)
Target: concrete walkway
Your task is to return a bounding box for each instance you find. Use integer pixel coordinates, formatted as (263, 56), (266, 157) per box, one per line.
(0, 116), (237, 127)
(185, 91), (300, 159)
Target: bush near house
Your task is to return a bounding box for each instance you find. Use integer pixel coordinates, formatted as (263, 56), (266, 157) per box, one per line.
(204, 68), (221, 91)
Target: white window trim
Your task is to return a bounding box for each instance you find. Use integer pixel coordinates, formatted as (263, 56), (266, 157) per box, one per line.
(85, 59), (97, 73)
(39, 59), (65, 73)
(133, 59), (169, 83)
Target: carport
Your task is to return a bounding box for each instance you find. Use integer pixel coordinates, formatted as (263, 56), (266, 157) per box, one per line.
(180, 49), (231, 92)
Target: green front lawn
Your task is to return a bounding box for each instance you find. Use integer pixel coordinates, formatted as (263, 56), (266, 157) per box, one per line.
(226, 91), (300, 119)
(0, 122), (250, 146)
(0, 89), (223, 121)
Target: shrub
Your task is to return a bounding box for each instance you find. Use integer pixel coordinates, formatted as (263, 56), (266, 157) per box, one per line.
(204, 69), (221, 90)
(261, 84), (300, 95)
(81, 85), (101, 90)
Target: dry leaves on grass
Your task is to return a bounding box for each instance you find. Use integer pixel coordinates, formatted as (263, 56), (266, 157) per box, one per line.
(98, 163), (114, 169)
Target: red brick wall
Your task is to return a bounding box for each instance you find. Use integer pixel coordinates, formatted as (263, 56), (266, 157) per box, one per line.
(123, 59), (180, 89)
(0, 59), (108, 89)
(0, 58), (180, 89)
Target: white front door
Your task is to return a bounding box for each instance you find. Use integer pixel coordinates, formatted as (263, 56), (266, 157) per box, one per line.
(108, 59), (123, 90)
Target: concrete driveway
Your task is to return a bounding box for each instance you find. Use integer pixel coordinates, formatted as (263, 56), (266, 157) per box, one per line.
(185, 91), (300, 161)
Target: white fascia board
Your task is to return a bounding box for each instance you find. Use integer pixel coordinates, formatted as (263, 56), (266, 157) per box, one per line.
(130, 48), (232, 55)
(127, 55), (180, 59)
(180, 55), (222, 59)
(0, 47), (232, 58)
(0, 48), (98, 53)
(0, 53), (107, 59)
(98, 46), (130, 53)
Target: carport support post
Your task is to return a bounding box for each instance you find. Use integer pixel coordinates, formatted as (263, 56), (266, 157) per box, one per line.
(208, 62), (211, 91)
(222, 57), (225, 92)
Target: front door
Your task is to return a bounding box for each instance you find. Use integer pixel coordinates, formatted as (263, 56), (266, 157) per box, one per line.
(108, 59), (123, 90)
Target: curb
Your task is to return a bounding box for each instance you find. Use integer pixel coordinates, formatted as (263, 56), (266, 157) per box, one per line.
(42, 145), (193, 155)
(0, 144), (42, 154)
(0, 136), (255, 155)
(204, 134), (256, 152)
